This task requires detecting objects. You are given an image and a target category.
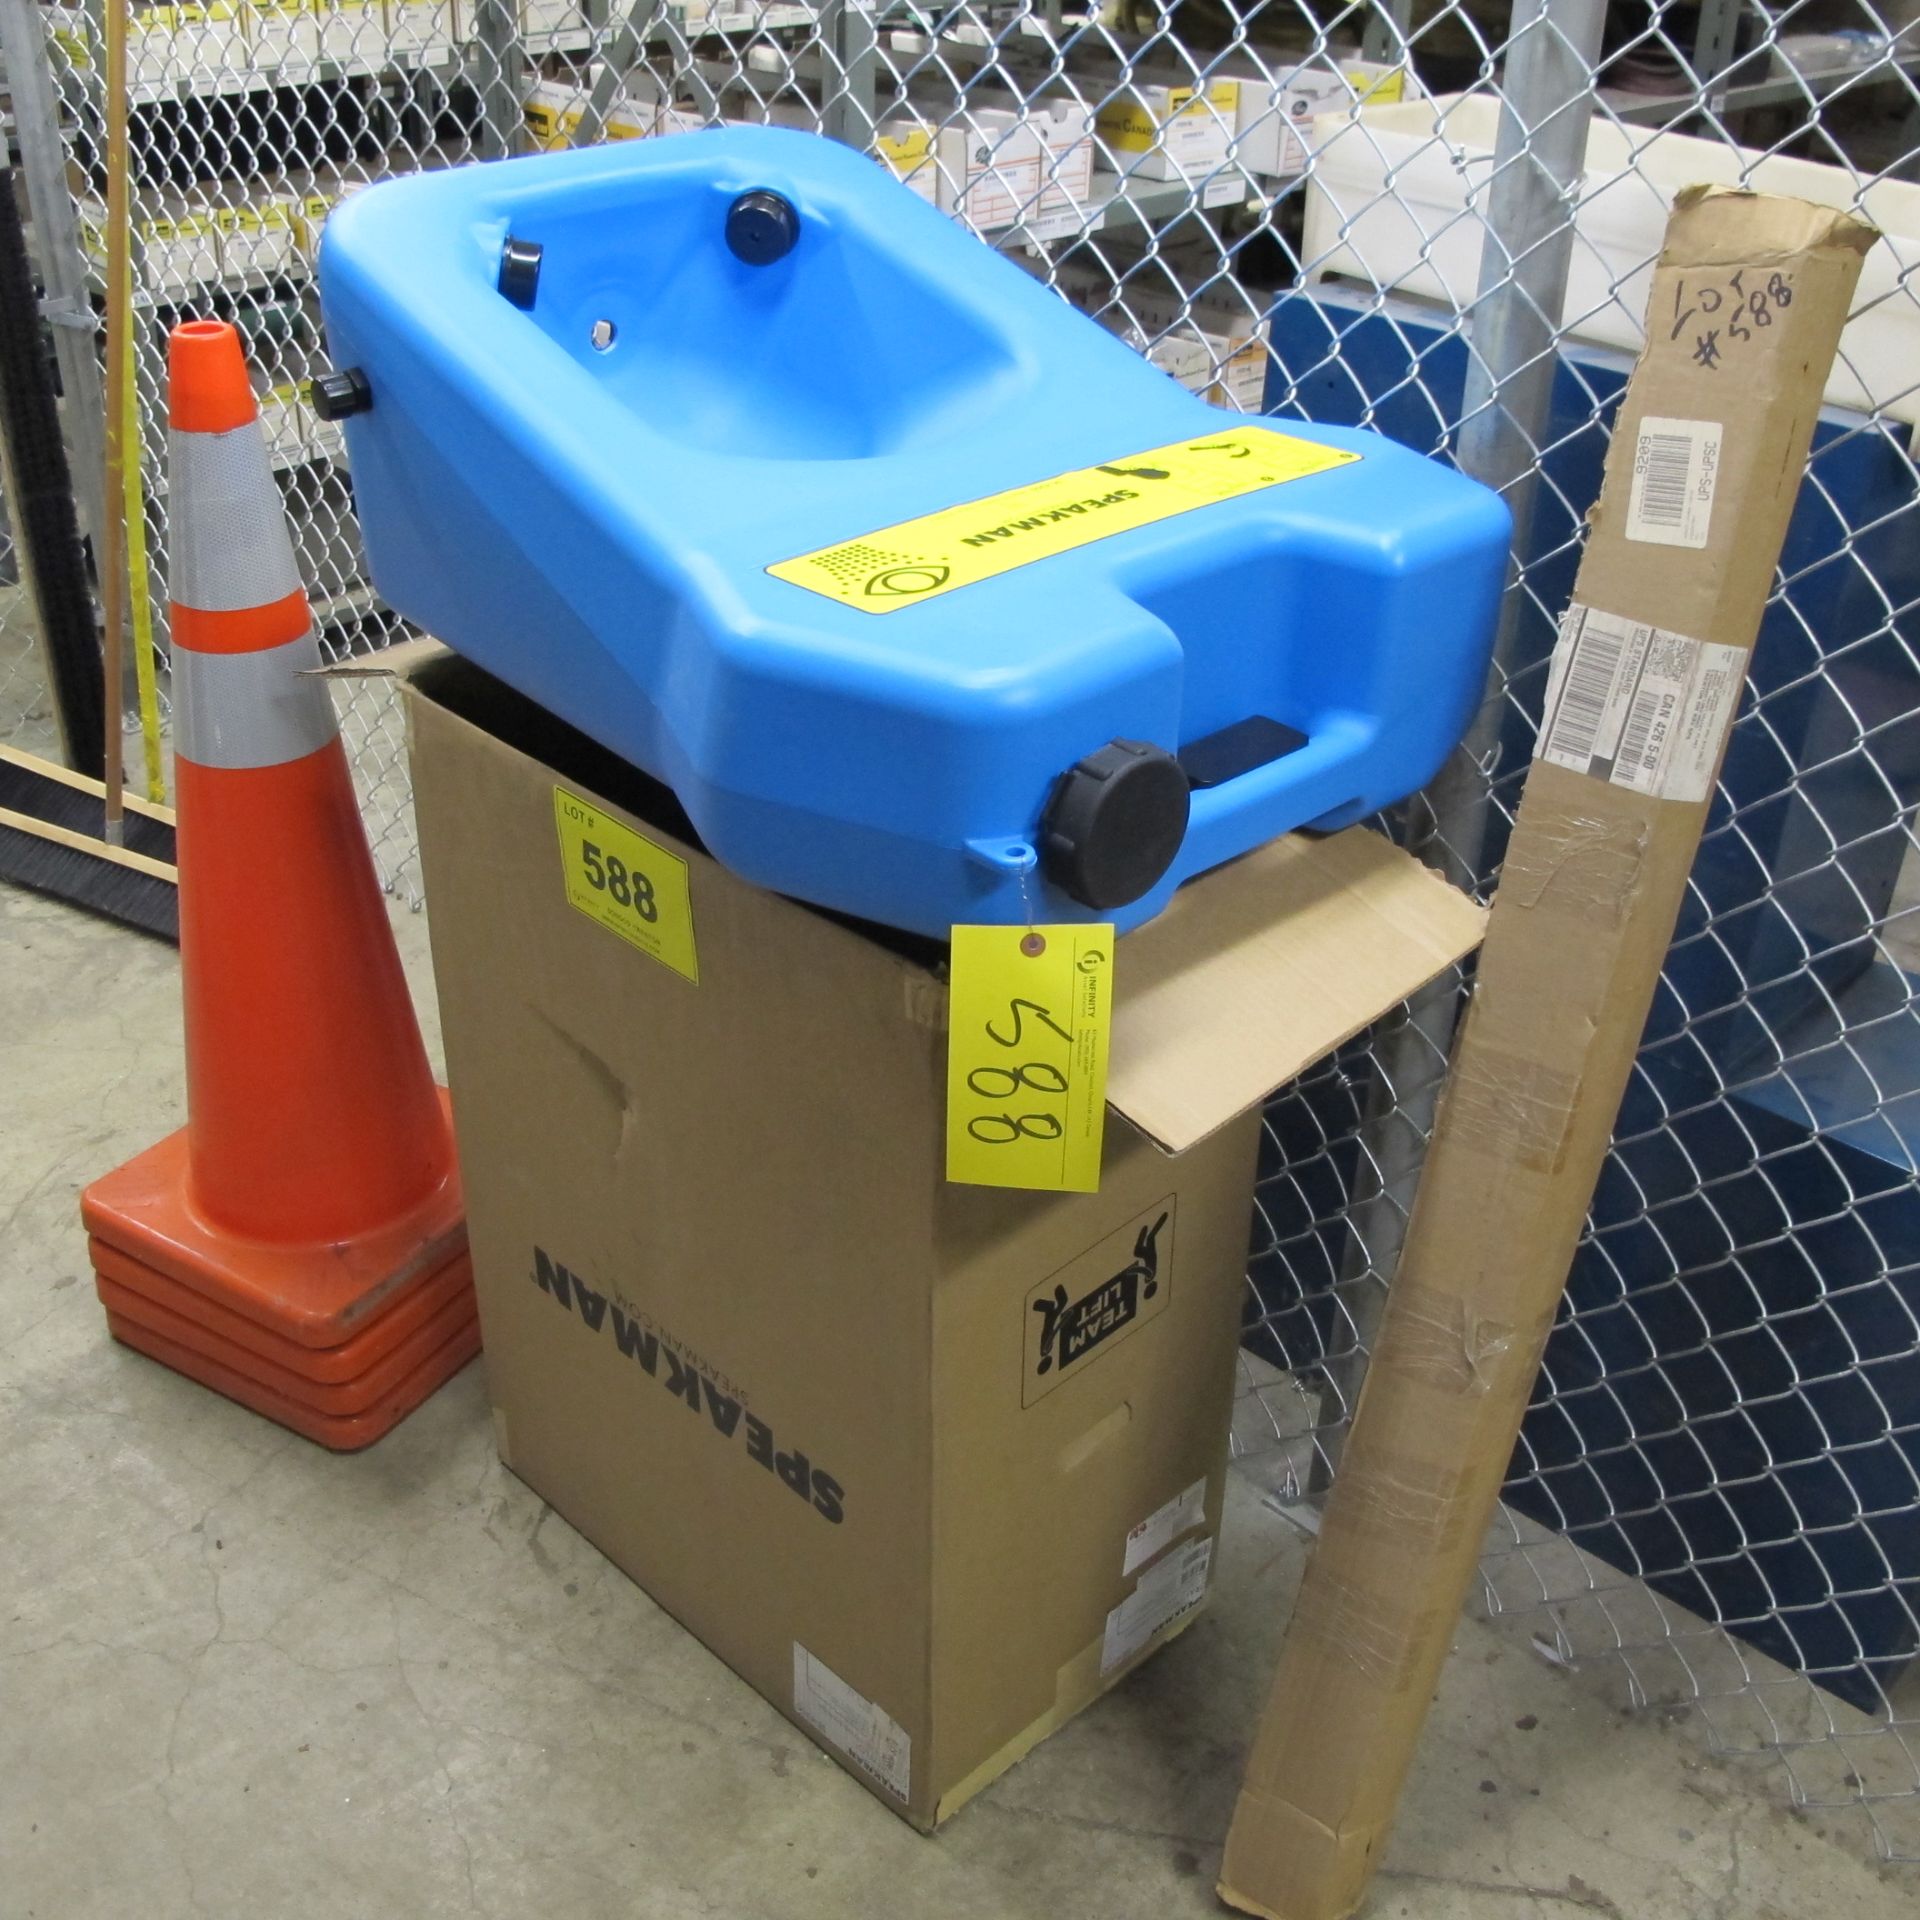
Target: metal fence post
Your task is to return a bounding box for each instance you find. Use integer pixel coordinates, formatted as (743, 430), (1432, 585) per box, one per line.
(1307, 0), (1606, 1483)
(471, 0), (529, 161)
(0, 0), (113, 573)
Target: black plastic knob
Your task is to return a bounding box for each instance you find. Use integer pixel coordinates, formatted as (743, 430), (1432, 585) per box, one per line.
(309, 367), (372, 421)
(1039, 740), (1191, 912)
(498, 236), (542, 309)
(726, 190), (800, 266)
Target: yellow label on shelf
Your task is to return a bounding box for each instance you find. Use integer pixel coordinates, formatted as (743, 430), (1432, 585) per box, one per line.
(768, 426), (1358, 614)
(553, 788), (699, 983)
(946, 924), (1112, 1193)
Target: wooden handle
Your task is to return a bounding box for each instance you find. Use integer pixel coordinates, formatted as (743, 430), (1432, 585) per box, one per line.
(100, 0), (130, 840)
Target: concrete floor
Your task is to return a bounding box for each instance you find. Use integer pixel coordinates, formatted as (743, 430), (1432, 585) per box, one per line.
(3, 878), (1915, 1920)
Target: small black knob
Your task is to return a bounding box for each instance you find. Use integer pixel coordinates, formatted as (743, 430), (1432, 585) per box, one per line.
(726, 190), (800, 266)
(498, 236), (542, 309)
(1039, 740), (1190, 912)
(309, 367), (372, 421)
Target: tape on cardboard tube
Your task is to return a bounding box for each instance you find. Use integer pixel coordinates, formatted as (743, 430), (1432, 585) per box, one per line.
(1289, 1565), (1437, 1694)
(1439, 1047), (1582, 1175)
(1323, 1450), (1472, 1554)
(1500, 802), (1650, 930)
(1377, 1280), (1558, 1400)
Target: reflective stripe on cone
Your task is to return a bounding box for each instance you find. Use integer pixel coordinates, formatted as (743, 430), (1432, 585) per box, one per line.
(166, 423), (305, 614)
(172, 627), (336, 770)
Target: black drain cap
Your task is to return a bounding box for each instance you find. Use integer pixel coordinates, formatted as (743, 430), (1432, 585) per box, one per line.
(1039, 740), (1190, 911)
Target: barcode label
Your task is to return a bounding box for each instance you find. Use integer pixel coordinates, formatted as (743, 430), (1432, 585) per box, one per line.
(1617, 686), (1661, 775)
(1536, 602), (1746, 803)
(1539, 607), (1651, 771)
(1626, 415), (1721, 549)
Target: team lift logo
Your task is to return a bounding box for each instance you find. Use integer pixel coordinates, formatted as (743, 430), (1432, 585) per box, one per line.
(1032, 1210), (1169, 1379)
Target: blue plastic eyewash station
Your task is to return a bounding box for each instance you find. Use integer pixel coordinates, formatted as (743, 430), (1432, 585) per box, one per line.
(316, 127), (1510, 938)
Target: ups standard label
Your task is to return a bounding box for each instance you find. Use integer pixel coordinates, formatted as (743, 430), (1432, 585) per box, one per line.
(1023, 1198), (1176, 1406)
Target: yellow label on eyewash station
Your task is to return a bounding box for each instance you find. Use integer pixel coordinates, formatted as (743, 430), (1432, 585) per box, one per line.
(946, 924), (1113, 1193)
(767, 427), (1360, 614)
(553, 787), (699, 982)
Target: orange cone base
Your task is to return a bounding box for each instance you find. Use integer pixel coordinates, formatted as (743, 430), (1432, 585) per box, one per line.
(101, 1294), (481, 1451)
(94, 1254), (477, 1417)
(80, 1088), (466, 1350)
(89, 1234), (476, 1384)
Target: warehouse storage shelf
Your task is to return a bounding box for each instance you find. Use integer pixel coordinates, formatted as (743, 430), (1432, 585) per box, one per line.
(1604, 46), (1920, 125)
(49, 0), (592, 108)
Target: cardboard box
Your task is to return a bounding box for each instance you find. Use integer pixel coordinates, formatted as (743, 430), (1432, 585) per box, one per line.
(1097, 79), (1238, 182)
(79, 184), (302, 296)
(380, 647), (1483, 1828)
(523, 71), (694, 149)
(1082, 278), (1270, 414)
(1231, 59), (1410, 180)
(1219, 187), (1878, 1920)
(938, 102), (1096, 235)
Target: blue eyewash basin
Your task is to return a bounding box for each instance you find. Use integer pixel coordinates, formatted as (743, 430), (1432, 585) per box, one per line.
(316, 127), (1510, 938)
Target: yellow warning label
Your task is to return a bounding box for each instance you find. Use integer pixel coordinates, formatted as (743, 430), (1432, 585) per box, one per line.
(553, 787), (699, 983)
(766, 426), (1360, 614)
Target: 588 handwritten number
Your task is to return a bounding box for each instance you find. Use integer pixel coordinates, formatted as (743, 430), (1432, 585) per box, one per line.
(967, 998), (1070, 1144)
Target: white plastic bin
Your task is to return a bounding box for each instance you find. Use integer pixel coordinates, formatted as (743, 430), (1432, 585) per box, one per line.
(1302, 93), (1920, 427)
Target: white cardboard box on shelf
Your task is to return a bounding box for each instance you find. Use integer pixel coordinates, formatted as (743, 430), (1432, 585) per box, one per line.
(313, 1), (384, 66)
(1101, 281), (1271, 414)
(257, 377), (344, 472)
(78, 192), (221, 297)
(292, 170), (370, 264)
(122, 2), (253, 96)
(523, 71), (675, 148)
(729, 97), (820, 135)
(78, 186), (301, 295)
(1230, 58), (1410, 180)
(380, 0), (457, 67)
(520, 0), (587, 53)
(940, 102), (1095, 236)
(1096, 80), (1237, 183)
(242, 0), (320, 75)
(1304, 91), (1920, 427)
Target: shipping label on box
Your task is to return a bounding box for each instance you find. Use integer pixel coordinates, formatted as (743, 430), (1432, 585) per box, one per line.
(1097, 80), (1237, 180)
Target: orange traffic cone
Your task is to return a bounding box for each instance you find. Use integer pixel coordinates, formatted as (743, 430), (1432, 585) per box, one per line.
(81, 319), (479, 1450)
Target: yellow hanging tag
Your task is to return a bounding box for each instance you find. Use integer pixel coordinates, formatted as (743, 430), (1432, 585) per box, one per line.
(553, 787), (700, 983)
(946, 924), (1113, 1192)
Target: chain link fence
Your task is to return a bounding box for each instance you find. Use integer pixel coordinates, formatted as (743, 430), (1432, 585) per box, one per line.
(3, 0), (1918, 1866)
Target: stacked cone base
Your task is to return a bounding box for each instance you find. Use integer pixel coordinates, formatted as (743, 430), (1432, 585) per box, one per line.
(82, 1093), (480, 1451)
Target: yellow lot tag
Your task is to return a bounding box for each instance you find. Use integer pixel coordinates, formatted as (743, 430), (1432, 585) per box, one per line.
(767, 427), (1360, 613)
(553, 787), (699, 983)
(947, 924), (1113, 1193)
